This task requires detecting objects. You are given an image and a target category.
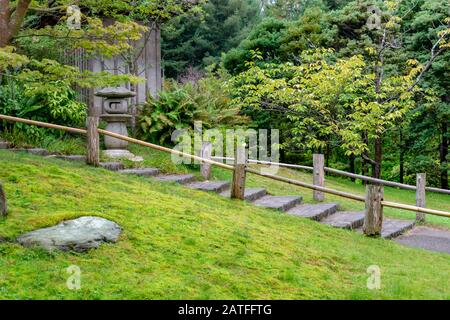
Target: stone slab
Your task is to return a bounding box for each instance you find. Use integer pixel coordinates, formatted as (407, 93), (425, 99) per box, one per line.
(103, 149), (144, 162)
(253, 195), (302, 212)
(381, 219), (415, 239)
(99, 162), (124, 171)
(11, 148), (51, 156)
(321, 211), (365, 229)
(51, 155), (86, 162)
(155, 174), (197, 184)
(288, 203), (339, 221)
(187, 181), (230, 193)
(17, 216), (121, 252)
(220, 188), (267, 202)
(395, 226), (450, 254)
(118, 168), (160, 177)
(0, 141), (10, 149)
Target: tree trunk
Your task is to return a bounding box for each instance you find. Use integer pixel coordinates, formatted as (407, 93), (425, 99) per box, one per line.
(349, 154), (355, 182)
(399, 130), (404, 184)
(373, 137), (383, 179)
(440, 121), (448, 190)
(0, 0), (32, 48)
(0, 183), (7, 217)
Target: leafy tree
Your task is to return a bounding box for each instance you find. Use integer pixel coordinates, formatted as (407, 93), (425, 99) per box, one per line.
(161, 0), (261, 78)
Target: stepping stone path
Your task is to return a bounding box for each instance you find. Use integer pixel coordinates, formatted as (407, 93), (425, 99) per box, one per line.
(17, 216), (121, 252)
(2, 143), (450, 254)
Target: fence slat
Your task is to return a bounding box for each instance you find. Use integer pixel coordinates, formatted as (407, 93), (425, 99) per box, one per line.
(86, 116), (100, 167)
(201, 142), (212, 180)
(416, 173), (426, 222)
(313, 154), (325, 202)
(364, 185), (384, 237)
(231, 144), (247, 200)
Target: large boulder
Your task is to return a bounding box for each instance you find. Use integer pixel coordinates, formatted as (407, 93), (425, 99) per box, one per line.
(17, 216), (121, 252)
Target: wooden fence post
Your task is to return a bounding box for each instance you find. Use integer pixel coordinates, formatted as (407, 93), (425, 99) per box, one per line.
(201, 142), (212, 180)
(231, 144), (247, 200)
(363, 184), (384, 237)
(0, 183), (7, 217)
(313, 154), (325, 202)
(86, 116), (100, 166)
(416, 173), (426, 222)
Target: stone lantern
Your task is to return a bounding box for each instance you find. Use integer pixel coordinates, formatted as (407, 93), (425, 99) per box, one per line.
(95, 87), (143, 161)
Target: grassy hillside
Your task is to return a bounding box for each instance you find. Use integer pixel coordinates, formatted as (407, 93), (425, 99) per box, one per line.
(0, 149), (449, 299)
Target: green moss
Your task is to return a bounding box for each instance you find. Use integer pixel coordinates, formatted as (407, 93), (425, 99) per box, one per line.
(0, 149), (449, 299)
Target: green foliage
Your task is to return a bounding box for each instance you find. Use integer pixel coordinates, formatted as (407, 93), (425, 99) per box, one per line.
(0, 149), (449, 299)
(137, 77), (248, 145)
(161, 0), (261, 78)
(0, 76), (86, 143)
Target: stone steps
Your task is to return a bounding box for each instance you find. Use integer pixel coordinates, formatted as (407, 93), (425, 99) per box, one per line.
(287, 203), (339, 221)
(187, 181), (230, 193)
(0, 141), (10, 149)
(253, 195), (302, 212)
(321, 211), (365, 229)
(220, 188), (267, 202)
(11, 148), (52, 156)
(99, 162), (125, 171)
(1, 146), (432, 250)
(155, 174), (197, 185)
(118, 168), (160, 177)
(355, 219), (416, 239)
(51, 155), (86, 162)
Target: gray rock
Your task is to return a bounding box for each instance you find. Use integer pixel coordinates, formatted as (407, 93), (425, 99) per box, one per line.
(288, 203), (339, 221)
(321, 211), (365, 229)
(100, 162), (125, 171)
(17, 216), (121, 252)
(395, 226), (450, 254)
(253, 195), (302, 212)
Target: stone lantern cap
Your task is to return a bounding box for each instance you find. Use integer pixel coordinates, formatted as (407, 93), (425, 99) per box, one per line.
(95, 87), (136, 99)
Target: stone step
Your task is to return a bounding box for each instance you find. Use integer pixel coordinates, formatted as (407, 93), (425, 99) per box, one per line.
(253, 195), (302, 212)
(287, 203), (339, 221)
(100, 162), (124, 171)
(49, 155), (86, 162)
(187, 181), (230, 193)
(321, 211), (365, 229)
(220, 188), (267, 202)
(356, 219), (416, 239)
(118, 168), (160, 177)
(395, 226), (450, 254)
(11, 148), (51, 156)
(0, 141), (10, 149)
(155, 174), (197, 185)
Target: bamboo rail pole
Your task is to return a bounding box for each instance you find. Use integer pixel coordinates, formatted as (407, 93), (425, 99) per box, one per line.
(1, 114), (449, 218)
(213, 156), (450, 195)
(97, 129), (234, 170)
(0, 114), (87, 134)
(245, 167), (366, 202)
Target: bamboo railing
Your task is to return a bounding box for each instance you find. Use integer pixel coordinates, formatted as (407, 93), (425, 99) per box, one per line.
(0, 114), (449, 219)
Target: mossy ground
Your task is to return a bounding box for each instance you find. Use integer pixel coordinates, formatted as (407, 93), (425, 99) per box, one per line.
(0, 147), (449, 299)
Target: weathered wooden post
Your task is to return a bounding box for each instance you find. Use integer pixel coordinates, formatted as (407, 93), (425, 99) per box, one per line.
(86, 116), (100, 166)
(0, 183), (7, 217)
(416, 173), (426, 222)
(313, 154), (325, 202)
(231, 143), (247, 200)
(201, 142), (212, 180)
(363, 184), (384, 237)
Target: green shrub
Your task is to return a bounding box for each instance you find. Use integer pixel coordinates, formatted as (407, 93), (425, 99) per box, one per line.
(137, 77), (248, 146)
(0, 75), (86, 144)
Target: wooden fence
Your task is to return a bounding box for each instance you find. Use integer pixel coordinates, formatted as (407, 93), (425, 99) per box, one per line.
(0, 114), (449, 237)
